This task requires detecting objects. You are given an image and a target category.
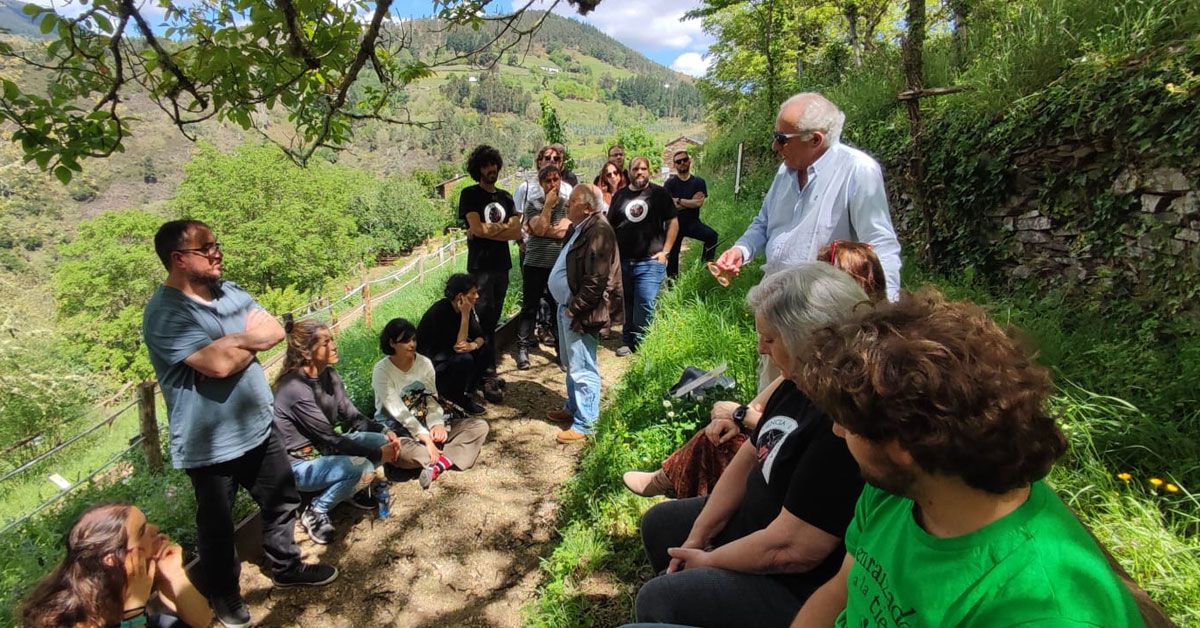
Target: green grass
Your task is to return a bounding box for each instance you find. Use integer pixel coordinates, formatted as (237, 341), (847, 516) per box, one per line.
(525, 174), (1200, 627)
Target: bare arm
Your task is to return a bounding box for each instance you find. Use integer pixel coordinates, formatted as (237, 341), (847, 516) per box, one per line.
(791, 553), (853, 627)
(677, 192), (707, 210)
(465, 212), (521, 240)
(527, 197), (571, 239)
(663, 217), (680, 256)
(182, 309), (283, 379)
(695, 508), (841, 574)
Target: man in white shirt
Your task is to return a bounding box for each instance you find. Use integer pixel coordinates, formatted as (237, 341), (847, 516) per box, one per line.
(715, 93), (902, 302)
(514, 146), (574, 214)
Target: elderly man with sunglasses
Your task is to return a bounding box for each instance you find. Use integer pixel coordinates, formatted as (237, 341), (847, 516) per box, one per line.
(715, 93), (902, 301)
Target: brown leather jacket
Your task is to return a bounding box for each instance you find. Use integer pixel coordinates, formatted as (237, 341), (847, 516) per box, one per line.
(564, 212), (622, 333)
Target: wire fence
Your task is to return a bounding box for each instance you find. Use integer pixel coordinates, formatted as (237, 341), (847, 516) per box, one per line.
(0, 236), (466, 537)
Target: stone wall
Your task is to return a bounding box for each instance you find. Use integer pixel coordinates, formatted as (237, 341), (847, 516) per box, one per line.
(890, 139), (1199, 307)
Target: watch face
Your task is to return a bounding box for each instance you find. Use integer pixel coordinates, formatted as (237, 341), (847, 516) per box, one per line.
(483, 202), (507, 224)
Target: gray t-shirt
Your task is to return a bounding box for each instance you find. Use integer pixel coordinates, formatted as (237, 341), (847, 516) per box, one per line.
(142, 282), (274, 469)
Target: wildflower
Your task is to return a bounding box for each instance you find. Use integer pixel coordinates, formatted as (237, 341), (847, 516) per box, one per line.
(1116, 472), (1132, 482)
(1165, 483), (1180, 493)
(662, 399), (672, 408)
(667, 411), (676, 419)
(1165, 83), (1187, 96)
(1149, 477), (1163, 488)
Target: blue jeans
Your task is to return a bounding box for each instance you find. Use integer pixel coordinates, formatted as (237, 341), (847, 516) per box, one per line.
(621, 258), (667, 350)
(290, 432), (387, 513)
(558, 304), (601, 434)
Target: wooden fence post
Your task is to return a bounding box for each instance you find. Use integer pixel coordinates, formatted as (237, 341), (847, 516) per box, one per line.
(361, 282), (372, 328)
(137, 381), (164, 473)
(418, 255), (426, 283)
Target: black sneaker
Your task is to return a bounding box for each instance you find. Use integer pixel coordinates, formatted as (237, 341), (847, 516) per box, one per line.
(516, 347), (530, 370)
(463, 397), (487, 415)
(483, 379), (504, 404)
(300, 508), (334, 545)
(211, 594), (251, 628)
(272, 562), (339, 588)
(348, 487), (377, 511)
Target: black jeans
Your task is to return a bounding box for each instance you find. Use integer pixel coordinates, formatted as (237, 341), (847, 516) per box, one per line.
(433, 347), (492, 405)
(517, 265), (558, 351)
(185, 427), (302, 599)
(636, 497), (806, 628)
(471, 268), (509, 371)
(667, 214), (720, 278)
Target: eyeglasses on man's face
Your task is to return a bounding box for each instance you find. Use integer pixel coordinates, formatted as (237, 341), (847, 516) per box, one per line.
(674, 157), (690, 165)
(176, 242), (222, 257)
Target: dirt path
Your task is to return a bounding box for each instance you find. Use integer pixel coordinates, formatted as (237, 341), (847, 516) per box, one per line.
(238, 333), (628, 626)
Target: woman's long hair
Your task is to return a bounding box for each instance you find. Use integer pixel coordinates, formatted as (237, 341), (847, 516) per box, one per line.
(817, 240), (887, 302)
(275, 317), (330, 388)
(21, 503), (133, 628)
(596, 162), (622, 203)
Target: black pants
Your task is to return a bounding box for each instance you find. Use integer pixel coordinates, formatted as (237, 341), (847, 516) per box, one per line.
(433, 347), (491, 406)
(667, 214), (719, 278)
(471, 268), (509, 372)
(636, 497), (806, 628)
(517, 265), (559, 350)
(185, 427), (302, 599)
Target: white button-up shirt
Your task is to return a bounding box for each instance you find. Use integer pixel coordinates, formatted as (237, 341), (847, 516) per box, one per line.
(734, 142), (902, 301)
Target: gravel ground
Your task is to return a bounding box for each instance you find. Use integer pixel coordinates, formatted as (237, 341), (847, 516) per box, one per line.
(236, 331), (628, 626)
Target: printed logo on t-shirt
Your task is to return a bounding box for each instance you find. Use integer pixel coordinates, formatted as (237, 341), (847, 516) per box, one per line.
(483, 201), (507, 224)
(623, 199), (649, 223)
(756, 415), (799, 483)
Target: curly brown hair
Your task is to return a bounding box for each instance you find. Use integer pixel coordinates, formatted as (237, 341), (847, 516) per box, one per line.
(795, 288), (1066, 493)
(816, 240), (886, 302)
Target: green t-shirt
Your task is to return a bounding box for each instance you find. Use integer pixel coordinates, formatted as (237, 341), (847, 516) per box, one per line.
(837, 481), (1143, 627)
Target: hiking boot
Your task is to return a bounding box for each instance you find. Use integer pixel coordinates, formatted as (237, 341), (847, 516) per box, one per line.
(348, 487), (377, 511)
(516, 347), (530, 370)
(211, 594), (251, 628)
(272, 562), (339, 588)
(483, 379), (504, 404)
(556, 428), (588, 444)
(300, 508), (334, 545)
(615, 346), (633, 357)
(546, 409), (572, 423)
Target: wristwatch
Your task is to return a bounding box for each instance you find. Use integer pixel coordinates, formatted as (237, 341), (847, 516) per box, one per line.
(731, 404), (750, 430)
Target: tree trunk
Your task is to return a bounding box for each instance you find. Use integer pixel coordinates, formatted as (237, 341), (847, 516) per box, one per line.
(901, 0), (935, 265)
(845, 2), (862, 68)
(949, 0), (971, 70)
(758, 0), (778, 106)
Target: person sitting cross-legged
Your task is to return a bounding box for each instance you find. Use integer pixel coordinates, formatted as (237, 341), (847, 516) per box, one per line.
(623, 240), (887, 499)
(374, 317), (490, 490)
(417, 273), (494, 414)
(790, 289), (1146, 627)
(632, 263), (869, 628)
(273, 319), (402, 545)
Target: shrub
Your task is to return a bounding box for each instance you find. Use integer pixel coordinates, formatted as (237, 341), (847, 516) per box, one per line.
(349, 176), (453, 257)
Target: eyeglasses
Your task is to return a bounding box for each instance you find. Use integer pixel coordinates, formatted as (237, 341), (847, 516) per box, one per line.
(548, 156), (562, 163)
(176, 242), (222, 257)
(773, 131), (816, 146)
(674, 157), (690, 165)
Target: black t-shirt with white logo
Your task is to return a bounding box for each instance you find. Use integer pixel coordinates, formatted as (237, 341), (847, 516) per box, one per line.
(458, 184), (515, 272)
(663, 174), (708, 221)
(725, 379), (866, 600)
(607, 183), (678, 261)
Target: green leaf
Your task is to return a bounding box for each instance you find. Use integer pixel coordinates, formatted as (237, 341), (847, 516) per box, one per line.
(93, 12), (112, 33)
(54, 165), (72, 185)
(21, 3), (42, 16)
(2, 80), (19, 101)
(38, 13), (56, 34)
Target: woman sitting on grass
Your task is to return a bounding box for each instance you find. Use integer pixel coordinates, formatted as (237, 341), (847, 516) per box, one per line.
(623, 241), (885, 498)
(374, 317), (490, 490)
(273, 319), (402, 545)
(22, 503), (213, 628)
(632, 264), (869, 628)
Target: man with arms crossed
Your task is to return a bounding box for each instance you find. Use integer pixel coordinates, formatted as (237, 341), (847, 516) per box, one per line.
(142, 220), (337, 628)
(663, 149), (718, 279)
(791, 290), (1143, 627)
(458, 144), (521, 400)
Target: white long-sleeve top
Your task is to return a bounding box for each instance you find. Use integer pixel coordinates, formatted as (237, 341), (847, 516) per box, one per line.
(371, 354), (445, 437)
(734, 143), (902, 301)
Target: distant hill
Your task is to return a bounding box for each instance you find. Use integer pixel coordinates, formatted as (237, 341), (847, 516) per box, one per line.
(0, 0), (48, 38)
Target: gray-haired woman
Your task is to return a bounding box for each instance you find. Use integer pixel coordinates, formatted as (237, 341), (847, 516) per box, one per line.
(633, 263), (870, 628)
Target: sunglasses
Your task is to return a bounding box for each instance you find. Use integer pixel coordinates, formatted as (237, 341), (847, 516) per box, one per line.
(674, 157), (690, 165)
(773, 131), (815, 146)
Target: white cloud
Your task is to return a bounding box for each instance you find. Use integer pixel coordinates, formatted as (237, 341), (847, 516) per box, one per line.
(530, 0), (714, 53)
(670, 51), (711, 77)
